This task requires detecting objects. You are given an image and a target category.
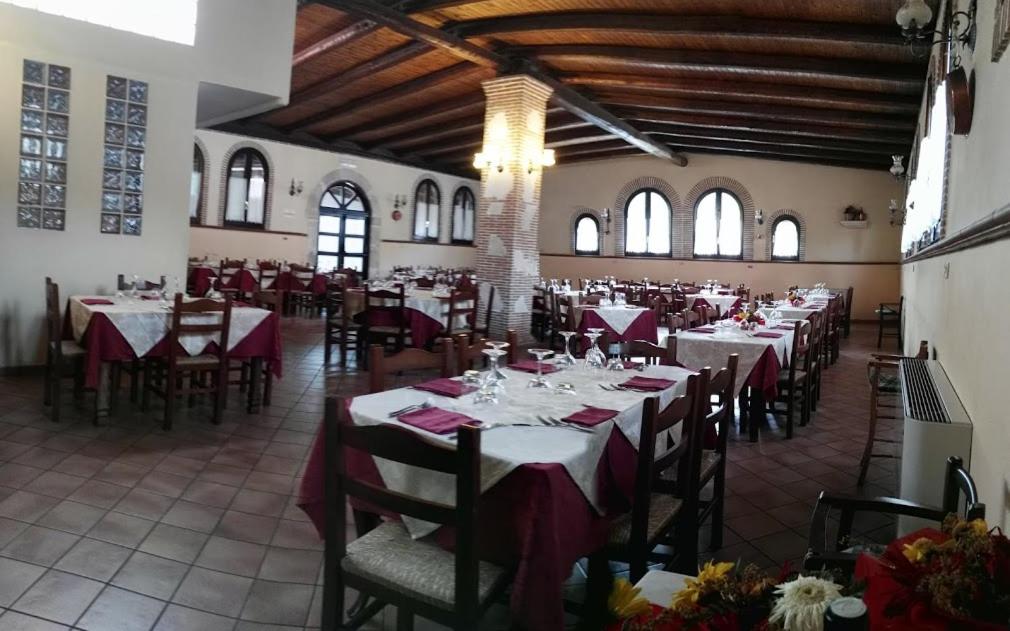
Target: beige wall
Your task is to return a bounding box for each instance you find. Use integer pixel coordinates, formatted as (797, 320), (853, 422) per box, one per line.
(190, 129), (478, 277)
(901, 1), (1010, 529)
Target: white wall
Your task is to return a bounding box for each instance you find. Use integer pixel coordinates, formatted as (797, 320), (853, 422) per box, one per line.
(0, 2), (295, 368)
(901, 0), (1010, 529)
(189, 129), (479, 278)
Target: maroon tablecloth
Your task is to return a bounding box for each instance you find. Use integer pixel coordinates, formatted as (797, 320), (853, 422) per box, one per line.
(70, 311), (282, 390)
(361, 309), (445, 349)
(745, 345), (782, 401)
(188, 267), (216, 297)
(217, 269), (259, 293)
(298, 415), (638, 631)
(690, 296), (743, 315)
(270, 272), (327, 296)
(578, 308), (658, 350)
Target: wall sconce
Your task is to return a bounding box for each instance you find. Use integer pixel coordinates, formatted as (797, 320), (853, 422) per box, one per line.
(525, 149), (556, 174)
(755, 208), (764, 226)
(896, 0), (976, 48)
(889, 199), (907, 226)
(890, 155), (906, 179)
(392, 194), (407, 210)
(601, 207), (612, 235)
(473, 144), (506, 172)
(288, 178), (303, 197)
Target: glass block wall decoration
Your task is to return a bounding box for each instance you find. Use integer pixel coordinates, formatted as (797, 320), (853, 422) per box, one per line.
(101, 75), (147, 235)
(18, 59), (70, 230)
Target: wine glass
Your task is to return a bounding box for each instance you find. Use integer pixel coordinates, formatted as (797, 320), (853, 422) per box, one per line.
(557, 331), (577, 366)
(483, 347), (508, 384)
(473, 371), (500, 405)
(584, 330), (606, 371)
(130, 274), (140, 299)
(486, 341), (510, 380)
(526, 348), (554, 389)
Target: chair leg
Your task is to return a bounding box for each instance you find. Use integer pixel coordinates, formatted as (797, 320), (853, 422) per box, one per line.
(784, 386), (794, 439)
(800, 380), (811, 427)
(140, 360), (151, 411)
(129, 359), (140, 402)
(578, 551), (613, 631)
(109, 362), (121, 417)
(877, 313), (884, 348)
(163, 371), (177, 431)
(73, 364), (84, 400)
(43, 352), (53, 407)
(263, 369), (273, 407)
(50, 365), (62, 423)
(213, 368), (227, 424)
(710, 469), (726, 551)
(858, 400), (879, 487)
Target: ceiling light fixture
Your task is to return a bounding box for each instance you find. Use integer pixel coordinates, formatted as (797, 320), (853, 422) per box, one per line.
(890, 155), (906, 179)
(526, 149), (555, 174)
(473, 144), (505, 173)
(896, 0), (977, 49)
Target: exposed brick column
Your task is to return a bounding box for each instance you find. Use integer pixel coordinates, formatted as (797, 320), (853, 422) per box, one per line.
(475, 75), (553, 344)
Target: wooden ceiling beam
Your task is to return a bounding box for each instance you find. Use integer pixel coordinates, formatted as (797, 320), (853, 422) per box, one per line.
(326, 92), (484, 142)
(292, 19), (379, 67)
(661, 138), (888, 165)
(562, 74), (920, 115)
(289, 41), (431, 106)
(544, 128), (617, 148)
(643, 128), (906, 156)
(407, 133), (483, 157)
(321, 0), (688, 165)
(376, 116), (486, 150)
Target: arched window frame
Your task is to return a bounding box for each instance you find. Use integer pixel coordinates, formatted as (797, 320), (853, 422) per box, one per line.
(223, 147), (269, 229)
(412, 178), (441, 242)
(189, 143), (205, 225)
(623, 187), (672, 257)
(450, 186), (475, 244)
(317, 180), (370, 276)
(692, 187), (744, 260)
(573, 213), (601, 255)
(770, 215), (802, 261)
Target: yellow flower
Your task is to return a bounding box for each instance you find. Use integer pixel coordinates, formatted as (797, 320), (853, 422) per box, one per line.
(969, 518), (989, 536)
(902, 537), (936, 563)
(671, 561), (734, 610)
(608, 578), (651, 619)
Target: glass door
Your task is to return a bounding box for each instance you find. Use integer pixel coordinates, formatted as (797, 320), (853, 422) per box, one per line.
(316, 182), (369, 276)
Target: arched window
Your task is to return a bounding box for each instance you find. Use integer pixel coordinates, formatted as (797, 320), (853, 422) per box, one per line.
(693, 188), (742, 258)
(317, 181), (369, 275)
(624, 188), (671, 256)
(224, 148), (268, 228)
(771, 215), (801, 261)
(574, 214), (600, 255)
(451, 186), (475, 244)
(412, 179), (440, 241)
(189, 143), (204, 224)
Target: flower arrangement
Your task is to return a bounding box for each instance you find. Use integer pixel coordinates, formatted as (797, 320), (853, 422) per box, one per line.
(732, 309), (765, 330)
(785, 291), (804, 307)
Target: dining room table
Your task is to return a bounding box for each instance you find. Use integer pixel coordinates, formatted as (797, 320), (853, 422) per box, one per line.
(686, 291), (744, 316)
(298, 359), (695, 630)
(65, 294), (282, 417)
(344, 286), (473, 348)
(574, 304), (659, 349)
(186, 263), (217, 297)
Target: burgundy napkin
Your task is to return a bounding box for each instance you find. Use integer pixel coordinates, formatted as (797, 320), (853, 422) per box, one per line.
(564, 406), (619, 427)
(691, 327), (716, 333)
(79, 298), (114, 305)
(507, 360), (560, 374)
(622, 360), (644, 370)
(411, 378), (477, 398)
(398, 407), (475, 435)
(621, 376), (676, 391)
(754, 331), (783, 339)
(776, 324), (798, 331)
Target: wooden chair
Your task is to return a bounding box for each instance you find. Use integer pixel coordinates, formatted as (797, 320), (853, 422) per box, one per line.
(324, 285), (362, 367)
(531, 286), (549, 341)
(236, 291), (283, 407)
(876, 296), (903, 350)
(841, 286), (854, 338)
(43, 278), (87, 423)
(217, 259), (249, 300)
(363, 284), (411, 354)
(257, 260), (279, 291)
(804, 456), (984, 576)
(549, 293), (575, 351)
(289, 263), (319, 316)
(470, 284), (495, 341)
(368, 341), (454, 394)
(616, 338), (678, 366)
(679, 307), (700, 330)
(116, 274), (166, 291)
(807, 312), (826, 413)
(455, 330), (518, 374)
(597, 371), (706, 583)
(442, 286), (479, 340)
(857, 341), (929, 486)
(773, 319), (813, 439)
(321, 398), (512, 631)
(142, 294), (231, 430)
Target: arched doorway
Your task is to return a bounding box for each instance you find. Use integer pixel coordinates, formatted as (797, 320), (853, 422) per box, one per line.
(316, 181), (369, 276)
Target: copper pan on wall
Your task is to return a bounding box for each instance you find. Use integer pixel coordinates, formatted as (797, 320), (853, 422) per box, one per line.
(947, 65), (975, 135)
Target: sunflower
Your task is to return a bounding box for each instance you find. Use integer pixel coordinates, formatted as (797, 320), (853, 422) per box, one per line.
(608, 578), (651, 619)
(902, 536), (937, 563)
(671, 561), (735, 610)
(769, 575), (843, 631)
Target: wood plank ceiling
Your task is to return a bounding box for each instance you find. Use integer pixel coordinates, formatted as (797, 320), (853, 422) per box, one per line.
(215, 0), (934, 176)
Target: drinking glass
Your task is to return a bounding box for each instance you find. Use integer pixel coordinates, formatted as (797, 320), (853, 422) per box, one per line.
(473, 371), (500, 405)
(486, 341), (510, 381)
(557, 331), (577, 367)
(130, 274), (140, 299)
(584, 330), (606, 371)
(482, 347), (508, 384)
(526, 348), (554, 389)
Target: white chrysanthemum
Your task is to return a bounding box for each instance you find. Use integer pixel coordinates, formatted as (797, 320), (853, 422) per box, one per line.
(768, 575), (842, 631)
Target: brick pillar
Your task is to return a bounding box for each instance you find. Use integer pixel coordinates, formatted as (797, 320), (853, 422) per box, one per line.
(475, 75), (553, 344)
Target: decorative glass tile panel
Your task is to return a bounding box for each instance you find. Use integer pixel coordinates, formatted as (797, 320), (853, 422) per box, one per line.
(24, 60), (46, 84)
(124, 171), (143, 192)
(125, 150), (144, 171)
(128, 80), (148, 103)
(106, 76), (127, 99)
(19, 158), (42, 181)
(22, 85), (45, 109)
(45, 113), (69, 137)
(19, 182), (41, 204)
(47, 65), (70, 89)
(43, 209), (65, 231)
(21, 135), (43, 156)
(126, 127), (145, 148)
(105, 99), (125, 122)
(44, 184), (66, 207)
(104, 145), (124, 168)
(17, 207), (41, 228)
(45, 138), (67, 160)
(101, 213), (121, 234)
(123, 215), (142, 236)
(127, 104), (147, 126)
(102, 192), (122, 211)
(45, 162), (67, 184)
(124, 194), (143, 213)
(21, 110), (43, 133)
(103, 169), (123, 190)
(105, 123), (125, 145)
(47, 89), (69, 113)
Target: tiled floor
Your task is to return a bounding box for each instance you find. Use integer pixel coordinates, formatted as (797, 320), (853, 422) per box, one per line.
(0, 319), (897, 630)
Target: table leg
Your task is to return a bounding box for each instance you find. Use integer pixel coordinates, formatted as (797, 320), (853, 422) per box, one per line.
(748, 385), (764, 442)
(247, 357), (263, 414)
(95, 362), (112, 423)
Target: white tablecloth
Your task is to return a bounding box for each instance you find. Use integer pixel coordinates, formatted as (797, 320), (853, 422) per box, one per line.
(674, 326), (793, 395)
(687, 292), (743, 314)
(69, 296), (271, 358)
(573, 305), (652, 333)
(349, 363), (695, 537)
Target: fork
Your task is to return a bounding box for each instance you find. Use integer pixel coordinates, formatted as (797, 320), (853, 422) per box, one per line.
(388, 401), (431, 418)
(538, 416), (595, 434)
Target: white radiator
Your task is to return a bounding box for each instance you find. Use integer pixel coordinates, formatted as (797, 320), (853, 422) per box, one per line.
(898, 359), (973, 535)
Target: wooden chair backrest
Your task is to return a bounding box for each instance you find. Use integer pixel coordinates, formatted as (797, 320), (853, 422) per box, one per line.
(168, 293), (232, 367)
(479, 284), (495, 333)
(44, 277), (62, 361)
(368, 340), (454, 393)
(620, 337), (678, 366)
(454, 330), (518, 374)
(551, 293), (574, 331)
(251, 290), (284, 314)
(446, 287), (478, 332)
(364, 283), (406, 334)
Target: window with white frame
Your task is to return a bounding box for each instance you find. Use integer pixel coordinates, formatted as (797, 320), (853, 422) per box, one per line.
(574, 213), (600, 255)
(413, 179), (440, 241)
(224, 148), (268, 228)
(902, 81), (948, 253)
(624, 188), (671, 255)
(771, 215), (801, 260)
(694, 188), (743, 258)
(451, 186), (475, 243)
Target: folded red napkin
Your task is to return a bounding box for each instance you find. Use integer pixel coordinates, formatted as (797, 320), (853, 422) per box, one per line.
(507, 360), (560, 374)
(622, 360), (644, 370)
(691, 327), (716, 333)
(621, 376), (676, 391)
(754, 331), (783, 339)
(398, 407), (475, 435)
(79, 298), (114, 305)
(411, 378), (477, 398)
(564, 406), (619, 427)
(776, 324), (797, 330)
